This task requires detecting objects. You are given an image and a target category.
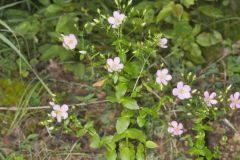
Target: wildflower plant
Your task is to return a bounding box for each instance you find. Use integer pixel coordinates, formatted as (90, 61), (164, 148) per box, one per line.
(35, 0), (240, 159)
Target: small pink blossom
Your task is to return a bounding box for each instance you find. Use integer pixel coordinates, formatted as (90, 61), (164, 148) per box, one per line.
(159, 38), (168, 48)
(168, 121), (183, 136)
(204, 91), (217, 107)
(108, 11), (125, 28)
(50, 103), (69, 123)
(62, 34), (78, 50)
(107, 57), (124, 72)
(156, 68), (172, 85)
(172, 81), (191, 100)
(230, 92), (240, 108)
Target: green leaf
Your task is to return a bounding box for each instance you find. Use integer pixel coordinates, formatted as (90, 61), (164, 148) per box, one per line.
(56, 14), (78, 34)
(137, 116), (145, 127)
(40, 44), (72, 61)
(156, 2), (174, 23)
(115, 83), (127, 99)
(186, 42), (206, 64)
(106, 149), (117, 160)
(119, 142), (135, 160)
(198, 5), (223, 18)
(146, 141), (158, 148)
(126, 128), (146, 143)
(46, 4), (62, 14)
(196, 31), (223, 47)
(15, 18), (40, 36)
(116, 117), (130, 134)
(124, 61), (143, 78)
(144, 9), (155, 23)
(136, 143), (145, 160)
(121, 97), (140, 110)
(39, 0), (50, 6)
(173, 4), (184, 19)
(90, 134), (100, 148)
(181, 0), (195, 8)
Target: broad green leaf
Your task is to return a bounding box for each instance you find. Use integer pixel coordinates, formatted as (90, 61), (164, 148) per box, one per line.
(116, 117), (130, 134)
(39, 0), (50, 6)
(124, 61), (143, 78)
(56, 14), (78, 34)
(196, 31), (223, 47)
(90, 134), (100, 148)
(156, 2), (174, 23)
(40, 45), (72, 61)
(146, 141), (158, 148)
(144, 9), (155, 23)
(137, 116), (145, 127)
(198, 5), (223, 18)
(119, 142), (135, 160)
(173, 4), (184, 20)
(106, 149), (117, 160)
(44, 4), (63, 16)
(181, 0), (195, 8)
(121, 97), (140, 110)
(186, 42), (206, 64)
(136, 143), (145, 160)
(115, 83), (127, 99)
(126, 128), (146, 143)
(15, 18), (40, 36)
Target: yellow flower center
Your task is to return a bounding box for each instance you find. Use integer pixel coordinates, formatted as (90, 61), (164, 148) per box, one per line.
(112, 63), (117, 70)
(159, 74), (166, 80)
(55, 109), (62, 116)
(173, 127), (180, 133)
(179, 89), (185, 94)
(68, 39), (74, 45)
(234, 99), (239, 104)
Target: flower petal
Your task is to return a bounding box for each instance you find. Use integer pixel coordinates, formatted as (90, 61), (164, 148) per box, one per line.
(108, 17), (115, 24)
(113, 11), (120, 17)
(53, 105), (60, 111)
(210, 92), (216, 99)
(51, 111), (56, 118)
(183, 85), (191, 92)
(204, 91), (209, 98)
(168, 127), (174, 133)
(211, 99), (217, 105)
(56, 115), (62, 123)
(177, 81), (184, 89)
(107, 59), (113, 66)
(117, 64), (124, 70)
(171, 121), (178, 127)
(61, 104), (69, 112)
(172, 88), (178, 96)
(162, 68), (168, 74)
(62, 112), (68, 119)
(114, 57), (120, 64)
(234, 92), (240, 99)
(178, 123), (183, 129)
(166, 75), (172, 81)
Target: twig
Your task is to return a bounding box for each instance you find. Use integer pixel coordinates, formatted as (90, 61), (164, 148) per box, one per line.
(223, 118), (238, 133)
(0, 100), (108, 111)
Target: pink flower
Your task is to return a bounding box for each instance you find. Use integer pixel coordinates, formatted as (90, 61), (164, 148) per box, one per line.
(108, 11), (125, 28)
(159, 38), (168, 48)
(168, 121), (183, 136)
(230, 92), (240, 108)
(156, 68), (172, 85)
(204, 91), (217, 107)
(62, 34), (78, 50)
(107, 57), (124, 72)
(51, 104), (69, 123)
(172, 81), (191, 100)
